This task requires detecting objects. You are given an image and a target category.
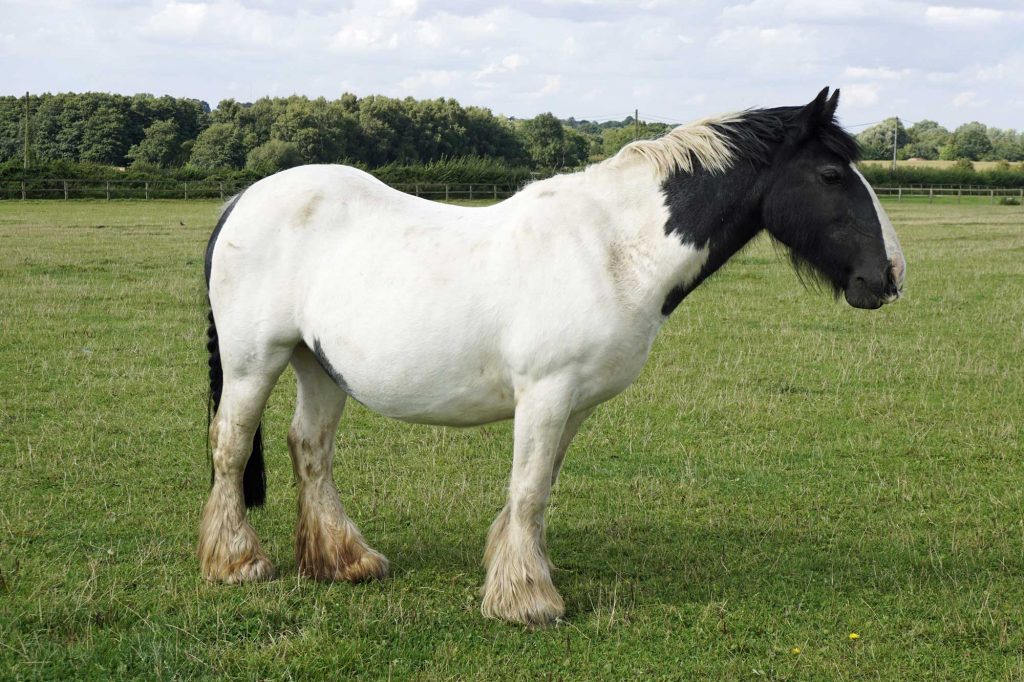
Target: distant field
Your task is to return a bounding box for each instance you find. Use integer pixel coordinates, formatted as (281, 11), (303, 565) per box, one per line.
(2, 199), (1024, 679)
(861, 158), (1021, 172)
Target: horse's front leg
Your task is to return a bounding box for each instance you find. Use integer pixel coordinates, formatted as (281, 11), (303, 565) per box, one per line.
(482, 382), (575, 625)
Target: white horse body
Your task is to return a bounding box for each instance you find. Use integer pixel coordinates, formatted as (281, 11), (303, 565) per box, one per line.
(210, 163), (706, 427)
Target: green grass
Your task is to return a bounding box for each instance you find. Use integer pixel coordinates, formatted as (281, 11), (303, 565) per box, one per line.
(1, 198), (1023, 679)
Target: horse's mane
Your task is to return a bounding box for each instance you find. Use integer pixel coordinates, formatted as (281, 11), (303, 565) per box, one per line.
(608, 106), (860, 178)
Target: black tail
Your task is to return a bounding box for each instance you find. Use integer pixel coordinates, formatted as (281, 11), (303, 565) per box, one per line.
(206, 192), (265, 508)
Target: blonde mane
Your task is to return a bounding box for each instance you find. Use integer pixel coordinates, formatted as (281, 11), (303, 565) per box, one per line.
(606, 112), (745, 178)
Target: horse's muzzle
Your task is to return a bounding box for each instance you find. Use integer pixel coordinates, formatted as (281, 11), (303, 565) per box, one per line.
(845, 260), (903, 309)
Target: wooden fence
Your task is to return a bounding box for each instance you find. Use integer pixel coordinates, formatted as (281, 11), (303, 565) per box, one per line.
(873, 186), (1024, 204)
(0, 178), (526, 201)
(1, 178), (1022, 205)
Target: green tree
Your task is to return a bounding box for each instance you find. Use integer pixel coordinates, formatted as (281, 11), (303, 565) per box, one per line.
(126, 119), (186, 167)
(856, 118), (909, 160)
(463, 105), (530, 165)
(946, 122), (993, 161)
(601, 121), (672, 157)
(246, 139), (304, 175)
(987, 128), (1024, 161)
(518, 113), (563, 168)
(188, 122), (246, 169)
(270, 96), (357, 164)
(904, 120), (950, 160)
(358, 96), (416, 165)
(80, 100), (131, 165)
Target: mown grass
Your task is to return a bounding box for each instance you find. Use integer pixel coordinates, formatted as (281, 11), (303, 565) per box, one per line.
(1, 198), (1023, 680)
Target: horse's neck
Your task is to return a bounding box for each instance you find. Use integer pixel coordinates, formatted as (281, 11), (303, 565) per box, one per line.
(583, 160), (765, 318)
(658, 163), (766, 314)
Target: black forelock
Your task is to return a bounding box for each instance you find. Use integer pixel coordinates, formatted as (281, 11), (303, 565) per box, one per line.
(708, 106), (861, 167)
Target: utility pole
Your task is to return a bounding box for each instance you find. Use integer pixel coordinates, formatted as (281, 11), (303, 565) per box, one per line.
(634, 109), (639, 141)
(23, 91), (31, 170)
(891, 116), (898, 173)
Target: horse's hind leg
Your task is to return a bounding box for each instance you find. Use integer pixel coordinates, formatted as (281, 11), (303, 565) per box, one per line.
(289, 344), (388, 583)
(199, 347), (291, 583)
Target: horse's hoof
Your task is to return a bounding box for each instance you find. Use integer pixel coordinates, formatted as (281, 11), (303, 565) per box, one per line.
(204, 554), (275, 584)
(226, 556), (275, 584)
(340, 548), (389, 583)
(298, 543), (390, 583)
(481, 579), (565, 626)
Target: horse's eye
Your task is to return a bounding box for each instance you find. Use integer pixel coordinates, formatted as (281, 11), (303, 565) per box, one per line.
(821, 169), (842, 185)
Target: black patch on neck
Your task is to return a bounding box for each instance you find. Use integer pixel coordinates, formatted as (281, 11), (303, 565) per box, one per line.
(659, 163), (766, 315)
(312, 338), (353, 396)
(204, 192), (245, 286)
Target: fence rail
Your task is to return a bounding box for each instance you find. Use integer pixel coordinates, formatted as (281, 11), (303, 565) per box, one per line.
(1, 178), (1022, 204)
(874, 186), (1024, 204)
(0, 178), (528, 202)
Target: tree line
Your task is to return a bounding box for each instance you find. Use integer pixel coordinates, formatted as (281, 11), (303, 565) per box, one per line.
(857, 118), (1024, 162)
(2, 92), (1020, 186)
(0, 92), (669, 176)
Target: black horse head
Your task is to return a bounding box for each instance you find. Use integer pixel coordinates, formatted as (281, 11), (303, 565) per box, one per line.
(758, 87), (905, 309)
(659, 87), (906, 314)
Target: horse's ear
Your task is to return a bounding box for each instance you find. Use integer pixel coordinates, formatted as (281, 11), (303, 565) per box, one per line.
(794, 86), (830, 140)
(824, 89), (840, 121)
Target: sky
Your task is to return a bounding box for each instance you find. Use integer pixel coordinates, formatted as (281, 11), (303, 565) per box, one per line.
(2, 0), (1022, 132)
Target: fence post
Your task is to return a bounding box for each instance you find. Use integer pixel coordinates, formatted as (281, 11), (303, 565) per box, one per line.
(897, 186), (902, 202)
(990, 189), (994, 204)
(63, 180), (68, 200)
(493, 184), (497, 200)
(414, 183), (419, 197)
(469, 184), (473, 200)
(957, 188), (961, 205)
(929, 187), (933, 204)
(145, 181), (149, 200)
(219, 182), (224, 201)
(184, 182), (188, 200)
(21, 180), (25, 200)
(106, 181), (110, 201)
(445, 184), (449, 201)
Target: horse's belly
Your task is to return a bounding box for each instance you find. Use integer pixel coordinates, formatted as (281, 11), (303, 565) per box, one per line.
(344, 365), (515, 427)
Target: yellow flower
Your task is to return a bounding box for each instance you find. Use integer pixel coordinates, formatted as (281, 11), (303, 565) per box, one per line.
(848, 633), (860, 640)
(790, 647), (801, 655)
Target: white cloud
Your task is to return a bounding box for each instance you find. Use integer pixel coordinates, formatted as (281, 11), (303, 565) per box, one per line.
(398, 69), (460, 92)
(709, 24), (823, 77)
(924, 5), (1015, 27)
(722, 0), (906, 23)
(952, 90), (987, 108)
(843, 66), (911, 81)
(330, 25), (400, 52)
(475, 54), (524, 81)
(843, 83), (881, 107)
(143, 1), (275, 46)
(529, 75), (562, 98)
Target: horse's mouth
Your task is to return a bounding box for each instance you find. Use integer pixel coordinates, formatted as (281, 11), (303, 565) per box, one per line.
(844, 280), (902, 309)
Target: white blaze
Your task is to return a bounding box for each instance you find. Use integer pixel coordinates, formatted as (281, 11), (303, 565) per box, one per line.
(850, 163), (906, 291)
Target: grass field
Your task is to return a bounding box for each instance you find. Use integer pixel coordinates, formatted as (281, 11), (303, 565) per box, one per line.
(1, 198), (1023, 679)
